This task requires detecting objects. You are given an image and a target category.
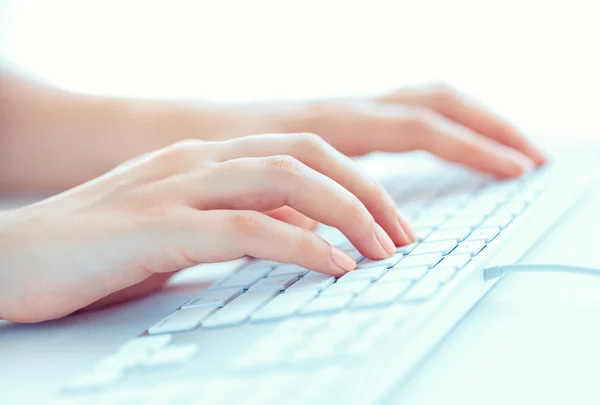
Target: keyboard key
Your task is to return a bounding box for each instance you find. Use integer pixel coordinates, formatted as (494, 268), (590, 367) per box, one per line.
(320, 280), (372, 296)
(327, 310), (380, 333)
(466, 227), (499, 243)
(495, 201), (527, 216)
(117, 335), (172, 355)
(248, 274), (298, 291)
(452, 241), (486, 256)
(380, 266), (428, 282)
(442, 214), (485, 229)
(202, 290), (279, 328)
(411, 241), (457, 256)
(396, 242), (419, 254)
(267, 264), (309, 277)
(352, 282), (412, 308)
(357, 253), (403, 269)
(427, 266), (457, 283)
(414, 211), (450, 224)
(412, 217), (443, 228)
(343, 249), (365, 263)
(337, 266), (388, 282)
(285, 274), (335, 292)
(139, 345), (198, 367)
(300, 294), (354, 315)
(181, 288), (243, 309)
(302, 270), (329, 278)
(413, 227), (433, 241)
(515, 188), (540, 203)
(251, 291), (317, 321)
(402, 274), (441, 302)
(480, 181), (522, 196)
(426, 228), (471, 242)
(335, 239), (353, 251)
(482, 214), (513, 229)
(393, 253), (442, 269)
(148, 307), (218, 335)
(424, 203), (462, 217)
(455, 201), (498, 215)
(437, 254), (471, 270)
(212, 261), (273, 290)
(431, 193), (471, 206)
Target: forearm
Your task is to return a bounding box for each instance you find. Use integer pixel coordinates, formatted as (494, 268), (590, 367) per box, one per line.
(0, 70), (304, 192)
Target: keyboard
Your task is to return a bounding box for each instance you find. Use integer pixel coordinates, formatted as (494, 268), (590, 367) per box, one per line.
(53, 149), (593, 405)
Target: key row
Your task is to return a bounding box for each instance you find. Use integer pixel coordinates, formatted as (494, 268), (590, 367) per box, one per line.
(148, 245), (485, 335)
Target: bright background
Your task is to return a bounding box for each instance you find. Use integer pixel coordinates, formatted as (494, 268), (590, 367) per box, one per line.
(1, 2), (600, 404)
(1, 0), (599, 138)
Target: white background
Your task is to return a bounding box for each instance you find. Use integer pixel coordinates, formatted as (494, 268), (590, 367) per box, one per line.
(1, 0), (599, 137)
(1, 1), (600, 404)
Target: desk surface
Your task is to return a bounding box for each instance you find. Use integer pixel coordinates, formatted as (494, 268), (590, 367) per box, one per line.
(390, 180), (600, 405)
(1, 159), (600, 405)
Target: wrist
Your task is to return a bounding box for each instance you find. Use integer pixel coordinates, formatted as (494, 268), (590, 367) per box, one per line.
(210, 100), (333, 140)
(148, 99), (333, 143)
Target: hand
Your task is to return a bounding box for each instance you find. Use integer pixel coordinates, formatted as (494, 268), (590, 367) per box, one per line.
(0, 133), (415, 323)
(285, 84), (546, 178)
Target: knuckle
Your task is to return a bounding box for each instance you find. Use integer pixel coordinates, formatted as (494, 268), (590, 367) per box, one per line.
(461, 140), (487, 157)
(158, 139), (206, 166)
(342, 196), (369, 226)
(403, 107), (437, 143)
(294, 230), (318, 260)
(170, 138), (204, 148)
(166, 139), (205, 155)
(262, 155), (304, 176)
(427, 83), (459, 109)
(138, 198), (176, 218)
(292, 132), (328, 154)
(229, 211), (263, 235)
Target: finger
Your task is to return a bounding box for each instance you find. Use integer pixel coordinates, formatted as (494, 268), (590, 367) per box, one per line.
(176, 155), (396, 260)
(211, 133), (414, 246)
(375, 108), (533, 178)
(182, 210), (356, 276)
(380, 85), (546, 165)
(265, 206), (318, 230)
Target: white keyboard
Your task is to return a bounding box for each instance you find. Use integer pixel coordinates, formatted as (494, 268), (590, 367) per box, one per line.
(146, 164), (550, 334)
(53, 150), (593, 405)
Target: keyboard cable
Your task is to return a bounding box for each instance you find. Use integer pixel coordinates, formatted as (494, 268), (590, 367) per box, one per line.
(483, 264), (600, 282)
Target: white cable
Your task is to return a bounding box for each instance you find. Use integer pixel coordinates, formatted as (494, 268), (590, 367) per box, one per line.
(483, 264), (600, 282)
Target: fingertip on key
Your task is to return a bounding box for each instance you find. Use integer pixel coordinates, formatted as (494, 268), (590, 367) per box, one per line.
(529, 147), (548, 167)
(330, 246), (356, 273)
(499, 152), (533, 179)
(375, 224), (396, 255)
(398, 213), (417, 243)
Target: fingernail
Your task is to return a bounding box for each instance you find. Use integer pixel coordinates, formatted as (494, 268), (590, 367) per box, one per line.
(502, 154), (532, 178)
(395, 223), (410, 245)
(375, 224), (396, 255)
(529, 147), (548, 166)
(330, 246), (356, 272)
(398, 214), (417, 243)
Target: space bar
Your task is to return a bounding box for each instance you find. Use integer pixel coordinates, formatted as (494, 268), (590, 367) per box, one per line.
(202, 290), (279, 328)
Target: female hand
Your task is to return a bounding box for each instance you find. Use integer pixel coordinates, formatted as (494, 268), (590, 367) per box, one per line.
(282, 84), (546, 178)
(0, 133), (415, 323)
